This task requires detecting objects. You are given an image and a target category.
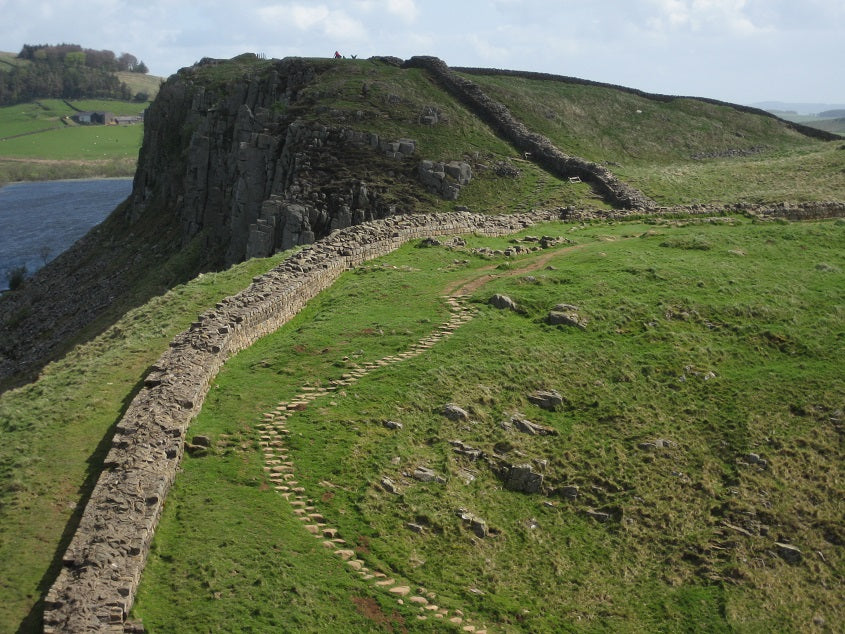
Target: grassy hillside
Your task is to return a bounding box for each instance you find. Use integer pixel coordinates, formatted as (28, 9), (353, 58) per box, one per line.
(2, 214), (842, 632)
(128, 217), (844, 632)
(457, 72), (845, 205)
(0, 251), (291, 631)
(0, 51), (30, 69)
(115, 70), (162, 100)
(1, 55), (844, 632)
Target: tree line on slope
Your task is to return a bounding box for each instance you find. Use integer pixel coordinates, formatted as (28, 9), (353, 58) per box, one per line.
(0, 43), (149, 106)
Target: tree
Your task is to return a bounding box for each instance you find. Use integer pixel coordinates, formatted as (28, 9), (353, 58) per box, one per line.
(134, 60), (149, 74)
(118, 52), (138, 72)
(5, 265), (27, 291)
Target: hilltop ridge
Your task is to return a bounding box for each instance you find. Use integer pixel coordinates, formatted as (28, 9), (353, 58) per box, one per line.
(1, 54), (842, 390)
(0, 53), (843, 633)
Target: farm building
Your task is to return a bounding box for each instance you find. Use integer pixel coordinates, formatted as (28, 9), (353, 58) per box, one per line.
(72, 111), (115, 125)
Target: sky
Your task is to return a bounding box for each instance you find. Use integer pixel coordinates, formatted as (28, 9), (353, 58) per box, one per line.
(1, 0), (843, 109)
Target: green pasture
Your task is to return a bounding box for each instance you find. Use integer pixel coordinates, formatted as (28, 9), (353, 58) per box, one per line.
(0, 125), (142, 159)
(128, 217), (843, 632)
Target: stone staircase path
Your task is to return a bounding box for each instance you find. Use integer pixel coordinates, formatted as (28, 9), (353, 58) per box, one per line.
(256, 295), (490, 632)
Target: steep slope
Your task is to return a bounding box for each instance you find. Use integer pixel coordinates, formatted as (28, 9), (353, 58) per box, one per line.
(0, 54), (591, 388)
(0, 52), (843, 632)
(3, 54), (841, 389)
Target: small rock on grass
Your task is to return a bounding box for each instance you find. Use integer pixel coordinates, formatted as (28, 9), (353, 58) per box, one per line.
(443, 403), (470, 420)
(527, 390), (563, 411)
(489, 294), (518, 311)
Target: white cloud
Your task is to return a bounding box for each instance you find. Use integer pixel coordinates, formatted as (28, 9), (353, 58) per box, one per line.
(256, 4), (366, 41)
(0, 0), (842, 102)
(646, 0), (769, 35)
(385, 0), (419, 23)
(467, 33), (511, 63)
(322, 10), (368, 40)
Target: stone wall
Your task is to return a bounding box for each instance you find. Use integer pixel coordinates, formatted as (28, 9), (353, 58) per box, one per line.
(40, 200), (845, 631)
(403, 56), (657, 210)
(42, 208), (562, 633)
(453, 66), (840, 143)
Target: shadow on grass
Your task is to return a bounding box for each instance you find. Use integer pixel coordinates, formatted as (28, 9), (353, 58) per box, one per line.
(14, 367), (152, 634)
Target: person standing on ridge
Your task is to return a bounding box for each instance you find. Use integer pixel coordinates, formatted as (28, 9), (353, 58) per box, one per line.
(334, 51), (341, 58)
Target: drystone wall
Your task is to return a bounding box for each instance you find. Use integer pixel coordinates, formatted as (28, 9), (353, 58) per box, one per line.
(42, 208), (563, 633)
(403, 56), (657, 210)
(40, 200), (845, 632)
(453, 66), (840, 143)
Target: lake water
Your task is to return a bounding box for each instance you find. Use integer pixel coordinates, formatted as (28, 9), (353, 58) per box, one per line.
(0, 178), (132, 291)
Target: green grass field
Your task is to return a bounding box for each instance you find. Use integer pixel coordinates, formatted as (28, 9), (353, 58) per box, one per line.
(126, 217), (843, 632)
(0, 99), (143, 183)
(0, 125), (142, 159)
(2, 214), (840, 632)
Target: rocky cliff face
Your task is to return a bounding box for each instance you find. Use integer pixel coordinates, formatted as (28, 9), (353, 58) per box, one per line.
(0, 57), (429, 385)
(127, 57), (426, 270)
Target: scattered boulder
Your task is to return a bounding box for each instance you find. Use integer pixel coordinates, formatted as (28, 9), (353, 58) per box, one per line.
(527, 390), (563, 411)
(502, 463), (544, 494)
(192, 435), (211, 447)
(418, 105), (441, 126)
(383, 420), (403, 430)
(412, 466), (446, 484)
(450, 440), (483, 460)
(586, 509), (610, 523)
(558, 485), (579, 499)
(493, 440), (514, 455)
(418, 160), (472, 200)
(456, 508), (489, 538)
(510, 413), (558, 436)
(381, 477), (400, 494)
(442, 403), (470, 421)
(184, 442), (208, 457)
(489, 294), (518, 311)
(406, 522), (425, 533)
(547, 307), (587, 329)
(638, 438), (673, 451)
(743, 452), (768, 469)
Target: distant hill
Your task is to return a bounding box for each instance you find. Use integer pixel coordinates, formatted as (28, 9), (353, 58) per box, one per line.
(762, 106), (845, 136)
(808, 117), (845, 135)
(0, 44), (160, 105)
(752, 100), (845, 115)
(819, 109), (845, 118)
